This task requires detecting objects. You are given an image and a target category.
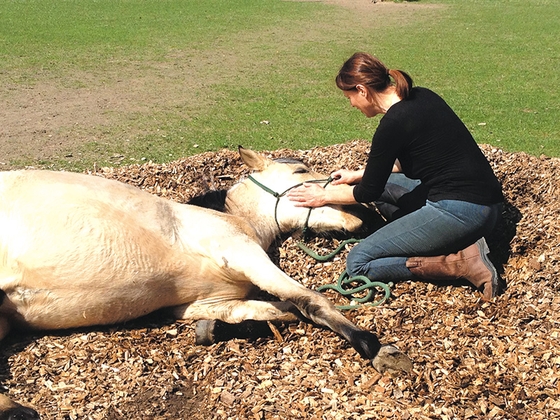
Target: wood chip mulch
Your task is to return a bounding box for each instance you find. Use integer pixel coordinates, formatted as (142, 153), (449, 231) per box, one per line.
(1, 141), (559, 419)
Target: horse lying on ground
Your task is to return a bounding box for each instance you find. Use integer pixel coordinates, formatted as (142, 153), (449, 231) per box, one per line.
(0, 147), (410, 417)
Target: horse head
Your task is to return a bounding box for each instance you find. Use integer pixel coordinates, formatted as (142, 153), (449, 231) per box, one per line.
(226, 146), (376, 248)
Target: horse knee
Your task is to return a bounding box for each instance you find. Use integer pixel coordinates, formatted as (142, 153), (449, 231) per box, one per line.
(291, 293), (336, 324)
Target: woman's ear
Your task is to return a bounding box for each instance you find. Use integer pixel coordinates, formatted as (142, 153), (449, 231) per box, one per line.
(355, 84), (369, 98)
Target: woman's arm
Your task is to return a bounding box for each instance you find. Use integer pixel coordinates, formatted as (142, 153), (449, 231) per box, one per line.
(287, 157), (399, 208)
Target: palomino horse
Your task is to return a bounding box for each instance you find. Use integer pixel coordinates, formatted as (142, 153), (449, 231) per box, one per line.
(0, 147), (410, 417)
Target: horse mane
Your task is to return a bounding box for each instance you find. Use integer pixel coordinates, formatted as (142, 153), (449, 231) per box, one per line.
(273, 157), (304, 165)
(187, 157), (303, 213)
(188, 189), (228, 212)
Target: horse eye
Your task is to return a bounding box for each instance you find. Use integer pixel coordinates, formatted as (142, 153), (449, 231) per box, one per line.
(294, 167), (309, 174)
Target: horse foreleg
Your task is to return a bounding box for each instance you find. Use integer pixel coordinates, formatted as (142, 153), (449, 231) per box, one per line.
(216, 247), (411, 372)
(210, 245), (382, 357)
(174, 299), (301, 346)
(258, 280), (412, 372)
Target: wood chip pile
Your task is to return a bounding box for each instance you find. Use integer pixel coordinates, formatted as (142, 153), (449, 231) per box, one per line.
(1, 141), (558, 419)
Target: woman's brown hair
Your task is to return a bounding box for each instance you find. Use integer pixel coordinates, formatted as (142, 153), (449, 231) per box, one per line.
(335, 52), (414, 100)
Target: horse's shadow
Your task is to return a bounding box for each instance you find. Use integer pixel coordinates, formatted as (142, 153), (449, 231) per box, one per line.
(0, 310), (178, 398)
(1, 333), (37, 392)
(0, 307), (279, 399)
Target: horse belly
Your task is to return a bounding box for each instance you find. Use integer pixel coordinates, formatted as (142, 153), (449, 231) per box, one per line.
(0, 207), (182, 330)
(2, 233), (258, 331)
(0, 175), (259, 331)
(7, 283), (172, 330)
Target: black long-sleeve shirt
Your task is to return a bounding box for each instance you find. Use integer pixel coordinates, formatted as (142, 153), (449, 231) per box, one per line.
(353, 87), (503, 205)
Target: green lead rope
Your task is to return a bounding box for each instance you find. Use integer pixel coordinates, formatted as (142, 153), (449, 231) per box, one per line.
(317, 272), (393, 311)
(297, 236), (393, 310)
(296, 238), (361, 262)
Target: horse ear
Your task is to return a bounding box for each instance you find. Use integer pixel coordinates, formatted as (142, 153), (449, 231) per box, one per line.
(238, 146), (271, 171)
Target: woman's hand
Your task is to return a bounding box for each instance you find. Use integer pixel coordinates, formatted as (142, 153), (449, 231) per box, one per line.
(287, 183), (328, 208)
(330, 169), (363, 185)
(287, 182), (358, 207)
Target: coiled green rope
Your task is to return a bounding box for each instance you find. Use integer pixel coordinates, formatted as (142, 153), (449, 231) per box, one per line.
(297, 239), (393, 310)
(317, 272), (393, 310)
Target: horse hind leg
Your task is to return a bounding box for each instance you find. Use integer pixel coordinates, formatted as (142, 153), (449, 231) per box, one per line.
(0, 299), (39, 419)
(174, 299), (300, 345)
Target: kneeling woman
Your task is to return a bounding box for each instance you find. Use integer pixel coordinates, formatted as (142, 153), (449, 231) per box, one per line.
(288, 52), (503, 300)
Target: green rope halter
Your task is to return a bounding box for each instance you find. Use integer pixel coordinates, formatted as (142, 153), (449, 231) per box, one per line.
(247, 174), (332, 241)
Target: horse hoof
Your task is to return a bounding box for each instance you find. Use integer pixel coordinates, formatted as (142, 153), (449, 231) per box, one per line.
(372, 344), (412, 374)
(195, 319), (216, 346)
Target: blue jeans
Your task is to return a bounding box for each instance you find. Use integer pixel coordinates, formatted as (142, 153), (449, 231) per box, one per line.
(347, 174), (502, 282)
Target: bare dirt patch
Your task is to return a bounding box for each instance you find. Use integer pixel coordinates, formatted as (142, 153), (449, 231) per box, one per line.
(1, 141), (559, 419)
(0, 60), (206, 167)
(290, 0), (443, 13)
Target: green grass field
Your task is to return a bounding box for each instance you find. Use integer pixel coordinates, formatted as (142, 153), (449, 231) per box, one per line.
(1, 0), (558, 170)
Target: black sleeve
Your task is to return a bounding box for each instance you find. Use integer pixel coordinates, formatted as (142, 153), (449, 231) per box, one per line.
(352, 117), (404, 203)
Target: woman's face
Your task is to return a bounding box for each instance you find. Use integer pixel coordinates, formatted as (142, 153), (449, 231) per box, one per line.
(342, 86), (379, 118)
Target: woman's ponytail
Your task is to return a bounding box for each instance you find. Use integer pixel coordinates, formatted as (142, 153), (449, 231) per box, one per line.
(388, 69), (413, 100)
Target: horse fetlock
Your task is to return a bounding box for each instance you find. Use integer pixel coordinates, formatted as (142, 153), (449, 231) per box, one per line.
(348, 329), (382, 360)
(371, 344), (412, 374)
(264, 305), (300, 322)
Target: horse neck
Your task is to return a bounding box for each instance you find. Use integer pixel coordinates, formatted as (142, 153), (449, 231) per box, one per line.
(224, 187), (286, 250)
